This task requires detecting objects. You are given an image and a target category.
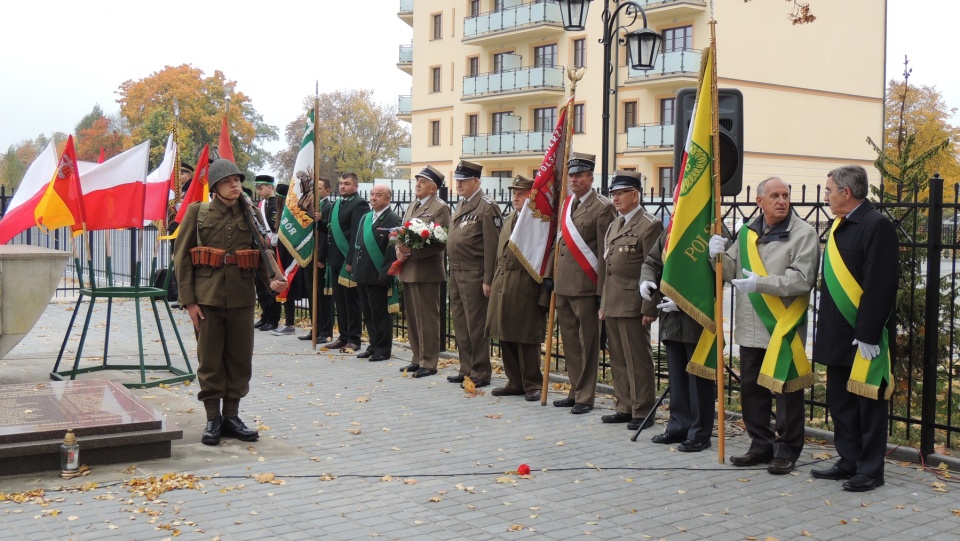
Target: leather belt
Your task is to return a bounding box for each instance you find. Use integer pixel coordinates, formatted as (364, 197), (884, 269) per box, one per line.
(224, 254), (238, 265)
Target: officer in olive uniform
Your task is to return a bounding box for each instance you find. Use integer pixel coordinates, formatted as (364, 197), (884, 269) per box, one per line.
(174, 159), (287, 446)
(544, 153), (616, 414)
(253, 175), (281, 331)
(396, 166), (452, 378)
(446, 160), (502, 387)
(351, 185), (401, 361)
(597, 171), (664, 430)
(486, 175), (546, 401)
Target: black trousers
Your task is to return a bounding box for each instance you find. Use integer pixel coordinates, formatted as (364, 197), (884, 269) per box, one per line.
(826, 363), (888, 479)
(317, 266), (334, 338)
(255, 276), (281, 324)
(663, 340), (715, 444)
(330, 264), (362, 344)
(739, 346), (806, 462)
(358, 282), (393, 356)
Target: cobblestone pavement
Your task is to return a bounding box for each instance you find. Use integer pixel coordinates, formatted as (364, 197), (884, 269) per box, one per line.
(1, 300), (958, 540)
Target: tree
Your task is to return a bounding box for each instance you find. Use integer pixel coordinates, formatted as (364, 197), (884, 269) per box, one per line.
(76, 117), (125, 162)
(0, 133), (68, 192)
(75, 104), (105, 135)
(117, 64), (278, 171)
(270, 90), (411, 183)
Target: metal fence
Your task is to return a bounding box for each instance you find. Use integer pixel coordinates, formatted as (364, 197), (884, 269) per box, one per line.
(2, 178), (959, 456)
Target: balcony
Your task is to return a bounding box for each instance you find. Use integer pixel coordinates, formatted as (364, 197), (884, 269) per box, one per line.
(397, 44), (413, 74)
(626, 123), (675, 151)
(398, 0), (413, 26)
(626, 48), (701, 88)
(398, 146), (412, 165)
(633, 0), (707, 19)
(462, 130), (552, 157)
(462, 66), (564, 103)
(397, 95), (412, 122)
(463, 1), (564, 45)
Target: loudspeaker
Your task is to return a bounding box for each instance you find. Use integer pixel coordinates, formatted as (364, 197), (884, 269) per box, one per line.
(673, 88), (744, 196)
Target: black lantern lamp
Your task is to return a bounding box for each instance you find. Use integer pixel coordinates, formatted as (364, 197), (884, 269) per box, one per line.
(624, 27), (662, 70)
(556, 0), (593, 31)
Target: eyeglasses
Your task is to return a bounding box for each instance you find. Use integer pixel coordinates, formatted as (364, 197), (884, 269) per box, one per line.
(824, 186), (847, 196)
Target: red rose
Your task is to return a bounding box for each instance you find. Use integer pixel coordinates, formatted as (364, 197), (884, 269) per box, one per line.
(405, 221), (412, 227)
(517, 464), (531, 475)
(420, 230), (430, 239)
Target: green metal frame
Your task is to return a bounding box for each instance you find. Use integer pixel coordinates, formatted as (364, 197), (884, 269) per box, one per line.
(51, 251), (195, 389)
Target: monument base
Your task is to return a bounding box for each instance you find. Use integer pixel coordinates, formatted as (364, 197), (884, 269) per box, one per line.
(0, 380), (182, 476)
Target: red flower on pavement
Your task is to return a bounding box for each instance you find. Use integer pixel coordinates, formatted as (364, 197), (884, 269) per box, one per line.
(517, 464), (531, 475)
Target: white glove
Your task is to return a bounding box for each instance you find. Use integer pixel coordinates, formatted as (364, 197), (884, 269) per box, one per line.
(731, 269), (758, 294)
(638, 280), (657, 301)
(268, 233), (279, 247)
(657, 296), (678, 313)
(708, 235), (726, 258)
(852, 339), (880, 360)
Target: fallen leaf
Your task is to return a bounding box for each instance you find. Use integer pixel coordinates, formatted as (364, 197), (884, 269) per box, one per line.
(346, 428), (362, 435)
(485, 414), (503, 419)
(507, 524), (523, 531)
(356, 396), (370, 403)
(428, 496), (442, 503)
(254, 473), (275, 484)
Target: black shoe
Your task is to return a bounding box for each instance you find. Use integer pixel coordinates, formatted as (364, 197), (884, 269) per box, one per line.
(369, 354), (390, 362)
(677, 440), (711, 453)
(461, 378), (489, 389)
(341, 343), (361, 352)
(447, 374), (465, 383)
(524, 390), (542, 402)
(650, 432), (685, 444)
(201, 416), (222, 446)
(491, 387), (525, 397)
(553, 397), (575, 408)
(399, 364), (420, 373)
(298, 333), (314, 341)
(767, 458), (795, 475)
(412, 368), (437, 378)
(730, 452), (773, 467)
(811, 465), (856, 481)
(842, 473), (884, 492)
(254, 319), (267, 329)
(627, 417), (655, 431)
(571, 403), (593, 414)
(325, 339), (347, 349)
(601, 412), (632, 424)
(221, 416), (259, 441)
(259, 322), (278, 332)
(357, 351), (373, 359)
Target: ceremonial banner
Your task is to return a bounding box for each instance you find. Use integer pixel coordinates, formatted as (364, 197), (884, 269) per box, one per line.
(35, 135), (86, 233)
(218, 114), (235, 162)
(277, 108), (316, 266)
(163, 145), (210, 239)
(144, 134), (177, 223)
(0, 142), (58, 244)
(80, 141), (150, 231)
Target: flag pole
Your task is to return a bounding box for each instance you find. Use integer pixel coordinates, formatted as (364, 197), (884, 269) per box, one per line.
(709, 16), (726, 464)
(310, 84), (321, 349)
(540, 67), (584, 406)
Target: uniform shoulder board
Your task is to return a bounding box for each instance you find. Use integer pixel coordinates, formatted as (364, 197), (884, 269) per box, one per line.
(596, 194), (613, 205)
(482, 195), (495, 205)
(642, 211), (659, 223)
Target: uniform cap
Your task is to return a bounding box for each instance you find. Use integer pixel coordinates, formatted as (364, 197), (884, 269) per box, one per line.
(415, 165), (445, 186)
(507, 174), (534, 191)
(567, 152), (596, 174)
(609, 170), (643, 193)
(453, 160), (483, 180)
(254, 174), (275, 186)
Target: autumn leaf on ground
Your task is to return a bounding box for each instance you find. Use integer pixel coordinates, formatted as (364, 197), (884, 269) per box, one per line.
(404, 479), (418, 485)
(346, 428), (361, 435)
(496, 477), (517, 485)
(380, 475), (394, 482)
(254, 473), (275, 484)
(356, 396), (370, 403)
(508, 524), (524, 531)
(428, 496), (442, 503)
(319, 474), (336, 481)
(812, 452), (833, 461)
(485, 414), (503, 419)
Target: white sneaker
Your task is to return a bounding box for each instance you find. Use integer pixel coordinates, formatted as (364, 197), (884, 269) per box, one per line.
(272, 325), (295, 336)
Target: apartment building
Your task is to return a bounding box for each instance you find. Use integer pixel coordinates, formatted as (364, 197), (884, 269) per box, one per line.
(396, 0), (886, 195)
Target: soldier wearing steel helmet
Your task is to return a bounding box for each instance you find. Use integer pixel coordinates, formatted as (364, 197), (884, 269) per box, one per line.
(174, 159), (287, 446)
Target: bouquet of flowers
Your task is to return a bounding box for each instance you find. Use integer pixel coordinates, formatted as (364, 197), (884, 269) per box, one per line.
(387, 218), (447, 276)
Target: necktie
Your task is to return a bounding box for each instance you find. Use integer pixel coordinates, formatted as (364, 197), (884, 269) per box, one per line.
(571, 198), (580, 214)
(412, 200), (422, 214)
(615, 215), (625, 234)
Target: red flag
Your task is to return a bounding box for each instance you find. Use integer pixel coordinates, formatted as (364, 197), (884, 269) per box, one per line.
(144, 134), (177, 223)
(97, 147), (106, 163)
(174, 145), (210, 225)
(0, 142), (58, 243)
(79, 141), (150, 231)
(218, 115), (235, 162)
(35, 135), (86, 233)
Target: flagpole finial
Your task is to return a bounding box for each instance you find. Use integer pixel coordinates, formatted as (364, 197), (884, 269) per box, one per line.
(568, 67), (585, 92)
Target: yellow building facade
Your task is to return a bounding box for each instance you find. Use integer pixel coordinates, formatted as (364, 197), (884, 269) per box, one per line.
(396, 0), (886, 195)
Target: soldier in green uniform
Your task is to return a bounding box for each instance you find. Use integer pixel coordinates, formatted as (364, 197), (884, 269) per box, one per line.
(174, 159), (287, 446)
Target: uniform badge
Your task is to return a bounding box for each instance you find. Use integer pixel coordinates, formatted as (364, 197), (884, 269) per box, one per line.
(493, 216), (502, 229)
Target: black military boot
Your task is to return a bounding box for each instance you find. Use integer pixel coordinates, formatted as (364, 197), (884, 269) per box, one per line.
(221, 416), (259, 441)
(201, 416), (222, 446)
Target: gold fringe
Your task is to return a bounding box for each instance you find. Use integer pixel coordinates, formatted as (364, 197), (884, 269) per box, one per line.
(685, 361), (717, 381)
(846, 379), (890, 401)
(507, 240), (544, 284)
(323, 287), (333, 295)
(337, 276), (357, 288)
(781, 372), (816, 393)
(388, 303), (400, 314)
(757, 373), (785, 394)
(660, 282), (716, 334)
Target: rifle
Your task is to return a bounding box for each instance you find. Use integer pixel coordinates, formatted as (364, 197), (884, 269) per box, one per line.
(238, 194), (284, 286)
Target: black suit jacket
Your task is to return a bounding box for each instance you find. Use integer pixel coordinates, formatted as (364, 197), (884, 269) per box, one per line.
(261, 196), (279, 233)
(814, 200), (898, 367)
(316, 198), (333, 263)
(351, 208), (401, 284)
(322, 194), (370, 268)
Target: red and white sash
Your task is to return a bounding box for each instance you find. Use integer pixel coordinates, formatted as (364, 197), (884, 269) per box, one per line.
(560, 195), (599, 285)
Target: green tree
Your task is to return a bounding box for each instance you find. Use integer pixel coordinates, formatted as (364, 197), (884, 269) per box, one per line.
(75, 104), (105, 135)
(270, 90), (410, 183)
(0, 133), (68, 192)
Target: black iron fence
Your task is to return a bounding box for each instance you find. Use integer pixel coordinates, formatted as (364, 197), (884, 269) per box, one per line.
(2, 178), (959, 456)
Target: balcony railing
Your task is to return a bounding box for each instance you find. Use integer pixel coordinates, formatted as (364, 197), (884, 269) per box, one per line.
(463, 1), (563, 39)
(398, 95), (412, 115)
(632, 0), (707, 8)
(398, 0), (413, 14)
(627, 123), (675, 149)
(627, 48), (701, 79)
(463, 66), (564, 97)
(398, 44), (413, 64)
(398, 146), (412, 165)
(462, 130), (552, 156)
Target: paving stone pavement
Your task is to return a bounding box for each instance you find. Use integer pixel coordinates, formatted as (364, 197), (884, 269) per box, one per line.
(1, 299), (959, 540)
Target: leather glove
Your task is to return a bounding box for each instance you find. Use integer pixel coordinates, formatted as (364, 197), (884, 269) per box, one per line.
(657, 296), (678, 313)
(852, 339), (880, 360)
(543, 278), (554, 293)
(730, 269), (758, 294)
(708, 235), (726, 258)
(638, 280), (657, 301)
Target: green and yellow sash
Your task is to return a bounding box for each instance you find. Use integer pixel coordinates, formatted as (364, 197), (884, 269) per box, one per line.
(823, 218), (893, 400)
(685, 329), (719, 380)
(361, 212), (400, 314)
(331, 197), (357, 287)
(740, 228), (815, 393)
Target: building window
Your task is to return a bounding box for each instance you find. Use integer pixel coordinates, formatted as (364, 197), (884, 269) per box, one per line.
(493, 52), (513, 73)
(573, 38), (586, 68)
(432, 13), (443, 40)
(431, 66), (441, 93)
(623, 101), (638, 129)
(467, 114), (479, 136)
(534, 44), (557, 68)
(659, 167), (675, 195)
(469, 0), (480, 17)
(660, 98), (675, 125)
(662, 25), (693, 52)
(573, 103), (585, 134)
(468, 57), (479, 77)
(492, 112), (513, 134)
(430, 120), (441, 146)
(533, 107), (556, 132)
(491, 170), (512, 184)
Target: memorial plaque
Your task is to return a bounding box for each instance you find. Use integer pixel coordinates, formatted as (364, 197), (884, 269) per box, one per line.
(0, 380), (162, 445)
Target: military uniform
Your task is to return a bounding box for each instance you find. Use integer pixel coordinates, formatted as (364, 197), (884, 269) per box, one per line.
(598, 174), (664, 422)
(352, 207), (402, 359)
(321, 193), (370, 348)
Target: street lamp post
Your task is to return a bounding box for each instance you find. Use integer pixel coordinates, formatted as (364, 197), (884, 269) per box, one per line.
(555, 0), (662, 194)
